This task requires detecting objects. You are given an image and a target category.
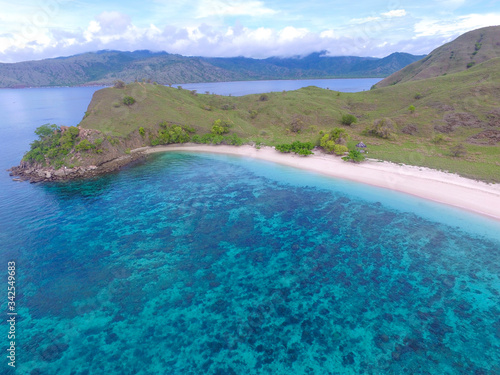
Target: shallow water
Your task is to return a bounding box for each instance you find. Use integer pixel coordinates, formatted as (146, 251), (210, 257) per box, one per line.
(2, 151), (499, 374)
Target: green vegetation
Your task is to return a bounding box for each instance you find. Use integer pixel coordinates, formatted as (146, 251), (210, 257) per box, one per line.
(123, 96), (135, 106)
(23, 124), (80, 167)
(450, 143), (467, 157)
(363, 118), (396, 140)
(275, 141), (314, 156)
(342, 149), (365, 163)
(341, 114), (357, 126)
(211, 119), (231, 135)
(70, 55), (500, 183)
(191, 133), (243, 146)
(375, 26), (500, 88)
(408, 105), (416, 113)
(320, 128), (349, 155)
(139, 127), (145, 137)
(149, 123), (193, 146)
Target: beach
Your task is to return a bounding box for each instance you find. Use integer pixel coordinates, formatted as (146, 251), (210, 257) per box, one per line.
(142, 144), (500, 221)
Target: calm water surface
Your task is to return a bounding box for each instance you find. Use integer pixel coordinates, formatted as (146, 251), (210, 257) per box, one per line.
(0, 87), (499, 374)
(176, 78), (381, 96)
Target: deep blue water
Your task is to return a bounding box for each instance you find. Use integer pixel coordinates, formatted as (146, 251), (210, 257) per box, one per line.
(0, 87), (499, 374)
(175, 78), (381, 96)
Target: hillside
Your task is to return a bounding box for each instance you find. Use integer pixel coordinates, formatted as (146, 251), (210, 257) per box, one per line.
(375, 25), (500, 88)
(59, 56), (498, 182)
(0, 50), (424, 88)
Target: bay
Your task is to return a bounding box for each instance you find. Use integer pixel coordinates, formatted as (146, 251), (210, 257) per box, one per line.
(176, 78), (381, 96)
(0, 86), (499, 374)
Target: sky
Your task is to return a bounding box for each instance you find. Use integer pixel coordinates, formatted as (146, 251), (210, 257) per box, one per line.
(0, 0), (499, 63)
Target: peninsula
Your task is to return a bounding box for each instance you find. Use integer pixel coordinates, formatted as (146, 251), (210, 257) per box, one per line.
(9, 26), (500, 217)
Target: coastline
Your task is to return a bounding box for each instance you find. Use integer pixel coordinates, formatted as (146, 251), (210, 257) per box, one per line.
(143, 144), (500, 221)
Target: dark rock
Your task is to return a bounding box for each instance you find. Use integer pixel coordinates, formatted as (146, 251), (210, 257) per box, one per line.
(40, 343), (69, 362)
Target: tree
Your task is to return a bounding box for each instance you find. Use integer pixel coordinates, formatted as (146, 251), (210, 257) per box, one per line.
(34, 123), (59, 139)
(211, 119), (231, 135)
(123, 96), (135, 106)
(409, 105), (416, 114)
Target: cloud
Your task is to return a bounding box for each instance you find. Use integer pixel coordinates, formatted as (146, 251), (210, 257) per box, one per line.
(382, 10), (407, 18)
(196, 0), (277, 18)
(95, 11), (132, 35)
(414, 13), (500, 37)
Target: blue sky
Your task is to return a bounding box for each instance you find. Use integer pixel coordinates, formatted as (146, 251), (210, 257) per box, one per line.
(0, 0), (499, 62)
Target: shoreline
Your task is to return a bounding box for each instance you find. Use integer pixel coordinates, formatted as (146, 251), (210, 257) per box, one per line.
(143, 144), (500, 221)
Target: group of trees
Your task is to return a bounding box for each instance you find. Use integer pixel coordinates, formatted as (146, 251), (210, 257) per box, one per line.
(320, 128), (349, 155)
(275, 141), (314, 155)
(23, 124), (103, 168)
(148, 119), (243, 146)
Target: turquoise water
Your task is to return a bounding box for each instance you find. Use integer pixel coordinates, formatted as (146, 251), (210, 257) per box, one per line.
(1, 87), (500, 374)
(1, 152), (499, 374)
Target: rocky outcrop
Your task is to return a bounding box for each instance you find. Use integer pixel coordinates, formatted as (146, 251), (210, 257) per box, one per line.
(8, 150), (146, 183)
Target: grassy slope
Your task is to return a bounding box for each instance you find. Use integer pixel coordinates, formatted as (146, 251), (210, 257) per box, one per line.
(376, 25), (500, 88)
(79, 59), (500, 182)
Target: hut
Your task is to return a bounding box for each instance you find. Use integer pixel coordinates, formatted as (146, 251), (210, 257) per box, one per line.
(356, 142), (367, 153)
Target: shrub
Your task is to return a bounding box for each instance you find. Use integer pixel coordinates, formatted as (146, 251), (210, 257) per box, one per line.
(333, 144), (348, 155)
(342, 149), (365, 163)
(211, 119), (231, 135)
(123, 96), (135, 106)
(114, 80), (125, 89)
(363, 118), (396, 139)
(320, 127), (349, 153)
(289, 115), (305, 133)
(259, 94), (269, 101)
(75, 139), (95, 152)
(450, 143), (467, 157)
(431, 133), (446, 144)
(409, 105), (415, 113)
(341, 114), (357, 126)
(139, 127), (145, 137)
(414, 93), (422, 100)
(149, 124), (194, 146)
(275, 141), (314, 156)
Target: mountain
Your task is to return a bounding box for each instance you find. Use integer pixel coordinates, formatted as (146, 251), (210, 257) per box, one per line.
(0, 50), (425, 88)
(375, 25), (500, 88)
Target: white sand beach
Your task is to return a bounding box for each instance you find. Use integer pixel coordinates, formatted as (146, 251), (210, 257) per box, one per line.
(141, 144), (500, 221)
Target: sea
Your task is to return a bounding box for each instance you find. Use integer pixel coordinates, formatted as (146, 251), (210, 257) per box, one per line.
(0, 80), (499, 374)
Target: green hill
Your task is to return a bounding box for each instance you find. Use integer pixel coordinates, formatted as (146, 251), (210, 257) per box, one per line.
(0, 50), (424, 88)
(72, 56), (500, 182)
(375, 25), (500, 88)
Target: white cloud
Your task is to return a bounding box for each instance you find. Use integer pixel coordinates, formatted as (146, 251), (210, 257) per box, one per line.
(350, 16), (380, 25)
(414, 13), (500, 37)
(196, 0), (277, 18)
(382, 10), (407, 18)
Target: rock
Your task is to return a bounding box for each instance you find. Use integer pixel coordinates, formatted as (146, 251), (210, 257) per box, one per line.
(54, 169), (66, 177)
(45, 172), (52, 179)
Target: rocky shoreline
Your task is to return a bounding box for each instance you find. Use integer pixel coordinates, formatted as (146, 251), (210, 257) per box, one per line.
(8, 152), (146, 183)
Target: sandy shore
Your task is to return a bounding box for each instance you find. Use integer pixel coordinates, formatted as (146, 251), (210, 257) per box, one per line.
(141, 144), (500, 221)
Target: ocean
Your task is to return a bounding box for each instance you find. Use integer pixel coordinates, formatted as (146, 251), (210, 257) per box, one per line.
(0, 84), (499, 374)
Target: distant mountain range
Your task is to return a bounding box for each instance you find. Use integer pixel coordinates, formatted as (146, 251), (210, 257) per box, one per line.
(0, 50), (425, 88)
(375, 25), (500, 88)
